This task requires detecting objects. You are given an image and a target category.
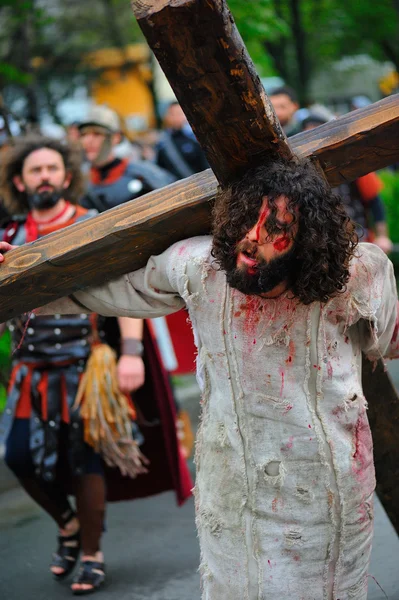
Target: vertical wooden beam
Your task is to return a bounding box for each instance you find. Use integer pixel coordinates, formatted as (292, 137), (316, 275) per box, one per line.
(132, 0), (293, 186)
(362, 358), (399, 532)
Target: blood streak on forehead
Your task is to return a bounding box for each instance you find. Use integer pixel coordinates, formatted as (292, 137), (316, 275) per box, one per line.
(255, 206), (270, 242)
(252, 196), (292, 243)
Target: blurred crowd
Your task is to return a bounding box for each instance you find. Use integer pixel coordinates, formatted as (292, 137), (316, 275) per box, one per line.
(0, 100), (210, 223)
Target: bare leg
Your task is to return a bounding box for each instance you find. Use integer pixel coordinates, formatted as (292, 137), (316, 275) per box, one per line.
(71, 474), (106, 593)
(15, 477), (80, 577)
(18, 476), (72, 528)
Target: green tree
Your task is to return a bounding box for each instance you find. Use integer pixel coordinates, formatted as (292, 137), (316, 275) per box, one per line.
(229, 0), (399, 104)
(0, 0), (145, 124)
(228, 0), (288, 75)
(317, 1), (399, 72)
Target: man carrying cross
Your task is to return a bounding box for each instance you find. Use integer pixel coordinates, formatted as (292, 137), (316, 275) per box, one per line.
(1, 157), (398, 599)
(0, 0), (398, 597)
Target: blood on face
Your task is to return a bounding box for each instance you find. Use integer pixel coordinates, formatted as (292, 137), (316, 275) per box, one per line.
(273, 236), (290, 252)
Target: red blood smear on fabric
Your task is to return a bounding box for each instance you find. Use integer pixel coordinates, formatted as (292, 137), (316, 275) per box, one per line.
(352, 413), (374, 484)
(286, 435), (294, 449)
(285, 339), (295, 365)
(273, 236), (290, 252)
(327, 362), (333, 380)
(391, 311), (399, 342)
(280, 370), (285, 396)
(241, 297), (262, 342)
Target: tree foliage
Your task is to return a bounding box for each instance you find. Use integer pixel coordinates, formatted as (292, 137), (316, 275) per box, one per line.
(0, 0), (144, 124)
(229, 0), (399, 103)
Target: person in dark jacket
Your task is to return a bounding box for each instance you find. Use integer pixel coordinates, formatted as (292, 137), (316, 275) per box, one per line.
(79, 105), (196, 460)
(156, 101), (209, 180)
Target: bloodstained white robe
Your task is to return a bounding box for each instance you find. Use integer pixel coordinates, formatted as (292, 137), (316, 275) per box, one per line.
(44, 238), (398, 600)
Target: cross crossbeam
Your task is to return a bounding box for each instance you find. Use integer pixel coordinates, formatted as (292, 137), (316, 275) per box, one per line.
(0, 96), (398, 322)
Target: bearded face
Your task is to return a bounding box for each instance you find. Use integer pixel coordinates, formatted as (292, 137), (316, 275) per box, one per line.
(25, 183), (65, 210)
(226, 239), (298, 296)
(220, 195), (299, 297)
(13, 147), (71, 211)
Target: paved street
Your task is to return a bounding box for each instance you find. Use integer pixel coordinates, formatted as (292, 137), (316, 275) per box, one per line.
(0, 488), (200, 600)
(0, 377), (398, 599)
(0, 483), (398, 599)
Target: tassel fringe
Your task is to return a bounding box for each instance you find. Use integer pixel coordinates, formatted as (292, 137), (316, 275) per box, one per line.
(73, 344), (149, 478)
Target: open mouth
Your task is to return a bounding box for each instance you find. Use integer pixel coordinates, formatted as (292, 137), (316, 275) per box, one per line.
(238, 250), (258, 269)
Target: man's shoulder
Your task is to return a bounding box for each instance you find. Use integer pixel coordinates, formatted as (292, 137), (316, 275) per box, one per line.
(168, 236), (213, 264)
(324, 243), (393, 323)
(162, 236), (220, 295)
(350, 242), (390, 273)
(41, 203), (98, 224)
(347, 242), (392, 298)
(74, 205), (98, 222)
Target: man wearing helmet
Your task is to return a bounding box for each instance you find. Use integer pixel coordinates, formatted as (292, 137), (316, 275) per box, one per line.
(79, 105), (175, 211)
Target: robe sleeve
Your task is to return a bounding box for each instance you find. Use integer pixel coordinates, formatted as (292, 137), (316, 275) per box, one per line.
(36, 241), (189, 318)
(358, 256), (399, 360)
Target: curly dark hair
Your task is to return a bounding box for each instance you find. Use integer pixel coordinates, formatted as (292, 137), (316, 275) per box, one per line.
(0, 135), (85, 214)
(211, 159), (358, 305)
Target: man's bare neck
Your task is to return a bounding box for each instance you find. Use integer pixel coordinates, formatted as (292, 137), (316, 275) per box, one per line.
(260, 280), (288, 299)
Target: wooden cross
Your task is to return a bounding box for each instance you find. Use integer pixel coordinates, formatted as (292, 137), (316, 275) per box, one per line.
(0, 0), (398, 530)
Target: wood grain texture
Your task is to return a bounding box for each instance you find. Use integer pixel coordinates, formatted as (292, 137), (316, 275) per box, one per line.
(132, 0), (293, 185)
(291, 93), (399, 186)
(0, 95), (398, 321)
(0, 172), (215, 321)
(362, 358), (399, 533)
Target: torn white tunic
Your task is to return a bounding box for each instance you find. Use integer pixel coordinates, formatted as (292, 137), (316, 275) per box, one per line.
(46, 238), (398, 600)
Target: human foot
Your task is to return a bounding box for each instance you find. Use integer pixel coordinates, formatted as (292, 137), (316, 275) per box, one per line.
(51, 516), (81, 578)
(71, 552), (105, 595)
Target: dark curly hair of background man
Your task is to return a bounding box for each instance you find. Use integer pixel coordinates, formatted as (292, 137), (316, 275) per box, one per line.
(0, 135), (84, 214)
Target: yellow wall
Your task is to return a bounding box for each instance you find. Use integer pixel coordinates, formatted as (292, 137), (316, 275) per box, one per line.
(86, 45), (155, 131)
(92, 66), (154, 129)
